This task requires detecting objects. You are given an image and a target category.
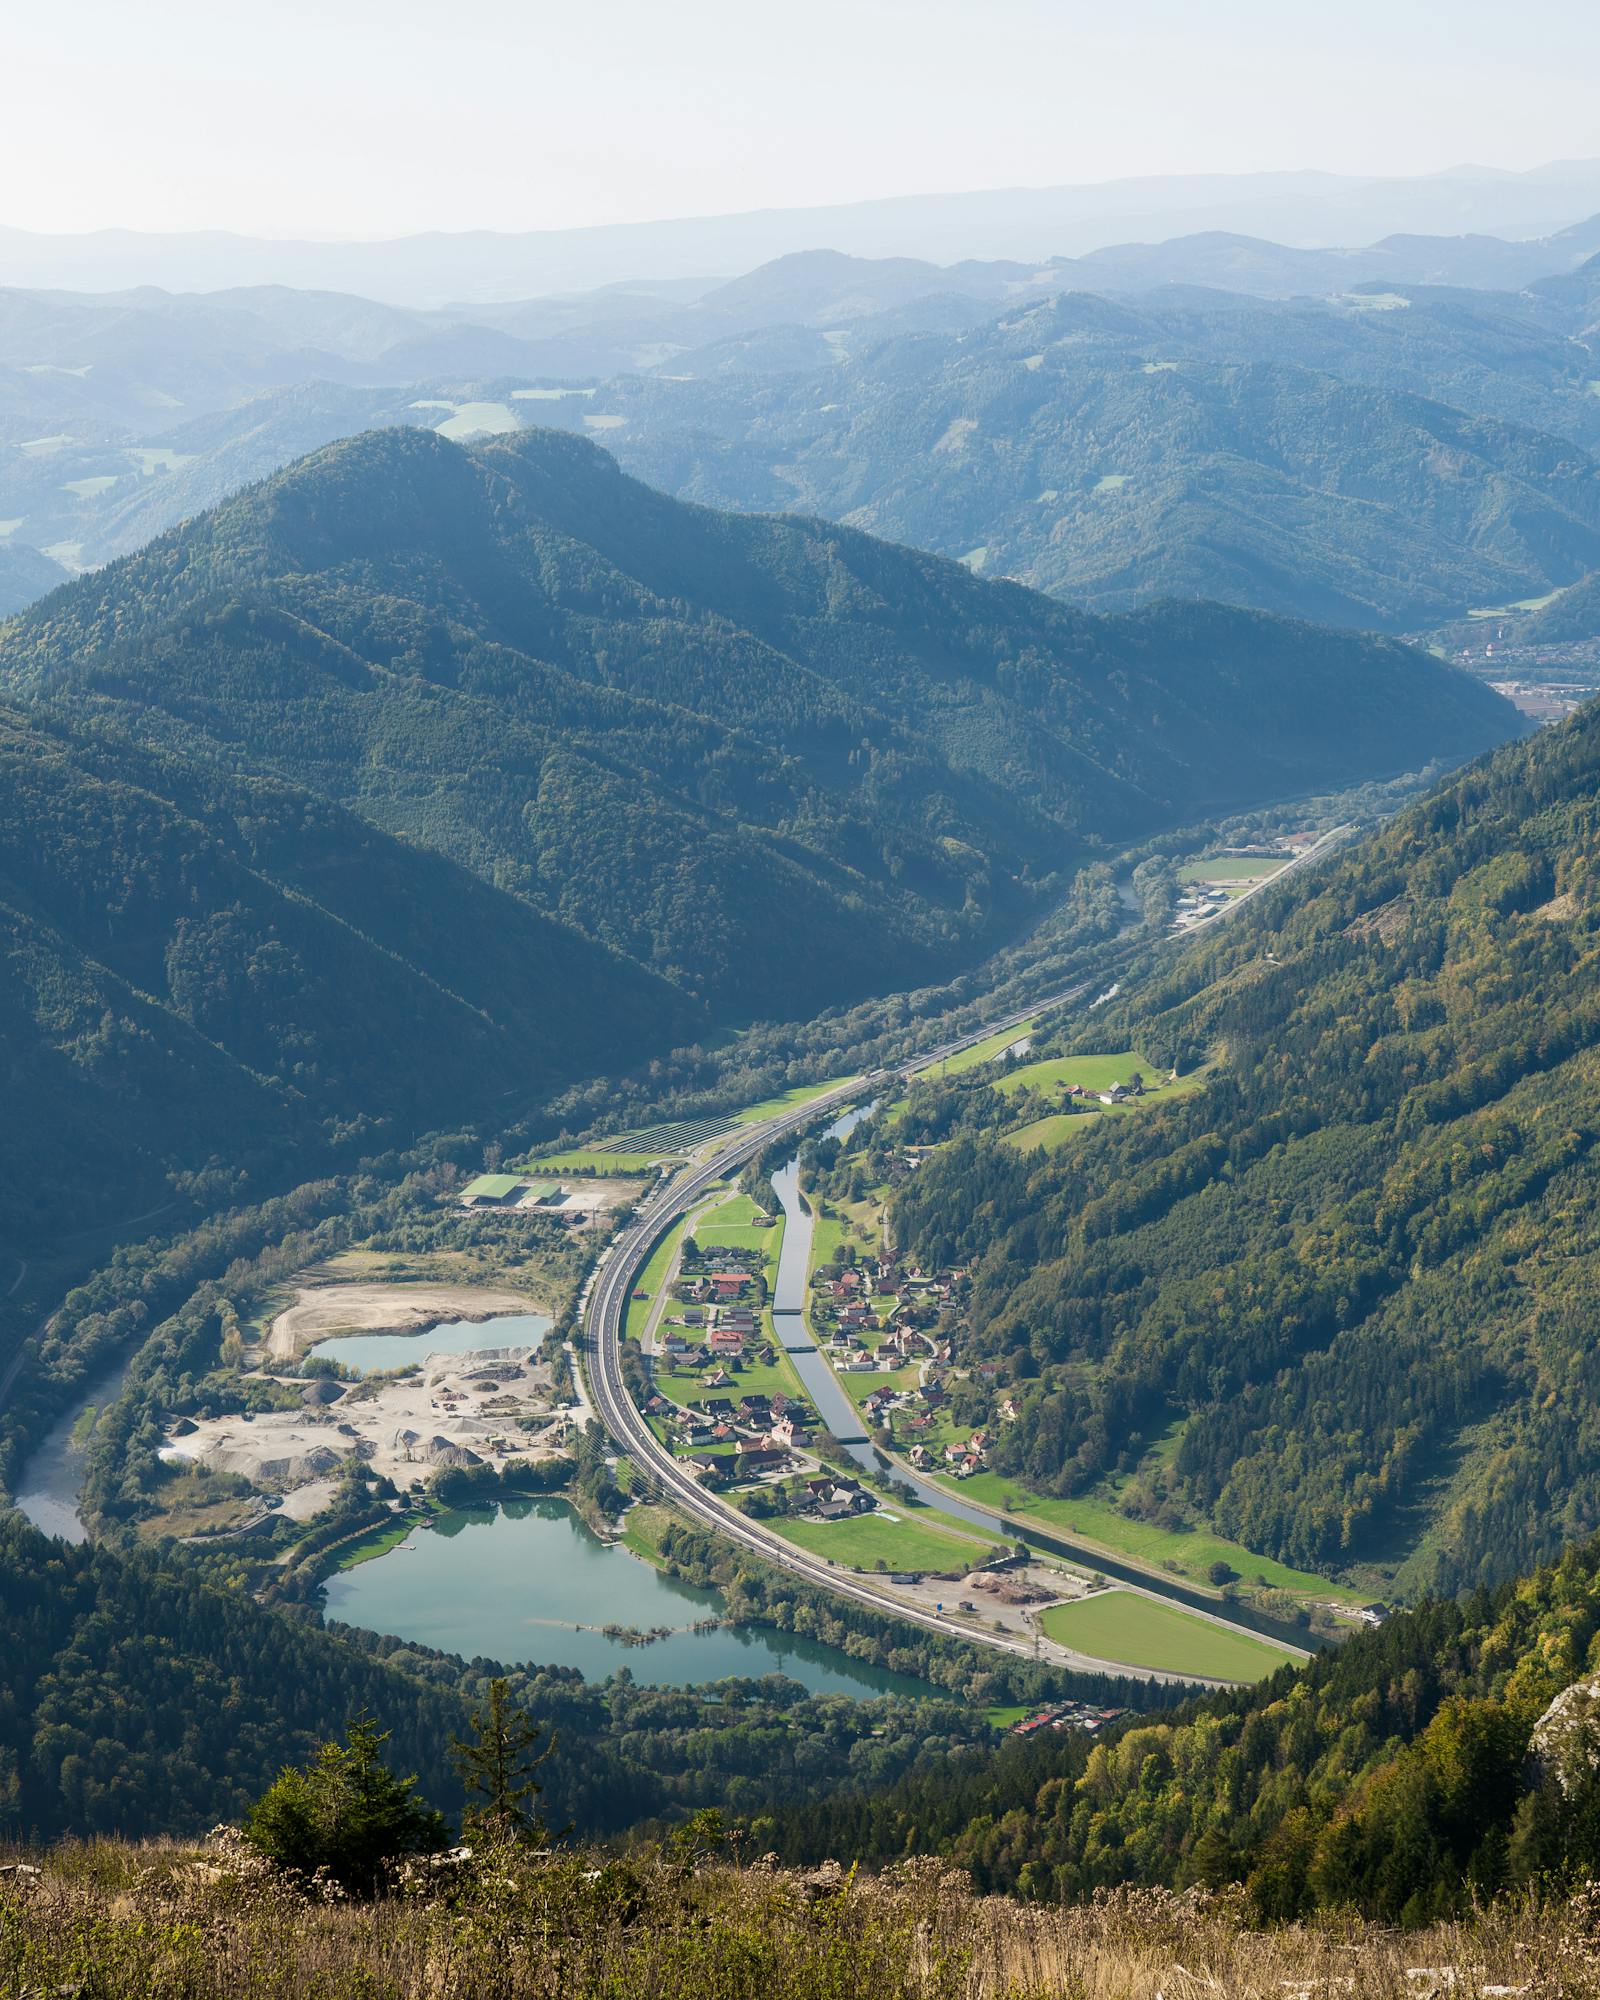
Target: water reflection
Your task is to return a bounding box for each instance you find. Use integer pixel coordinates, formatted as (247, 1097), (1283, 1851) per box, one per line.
(323, 1496), (935, 1696)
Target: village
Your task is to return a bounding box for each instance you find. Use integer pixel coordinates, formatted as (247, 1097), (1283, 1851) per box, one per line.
(635, 1230), (1031, 1556)
(639, 1241), (887, 1512)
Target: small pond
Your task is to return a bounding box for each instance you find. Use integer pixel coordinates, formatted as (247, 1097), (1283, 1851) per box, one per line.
(304, 1310), (552, 1375)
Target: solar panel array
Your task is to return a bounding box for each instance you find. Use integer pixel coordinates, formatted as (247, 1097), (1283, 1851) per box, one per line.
(603, 1113), (743, 1154)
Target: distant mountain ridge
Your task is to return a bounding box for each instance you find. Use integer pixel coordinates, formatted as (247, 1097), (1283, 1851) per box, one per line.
(574, 317), (1600, 629)
(7, 159), (1600, 301)
(7, 240), (1599, 624)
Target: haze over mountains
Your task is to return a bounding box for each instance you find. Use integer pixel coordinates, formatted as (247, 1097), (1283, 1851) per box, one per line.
(20, 142), (1600, 1929)
(8, 158), (1600, 302)
(6, 204), (1600, 636)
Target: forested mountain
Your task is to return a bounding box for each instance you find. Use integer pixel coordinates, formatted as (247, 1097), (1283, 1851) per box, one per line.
(0, 697), (682, 1260)
(778, 1527), (1600, 1921)
(1524, 567), (1600, 643)
(0, 1513), (979, 1841)
(0, 424), (1512, 1038)
(878, 690), (1600, 1600)
(8, 254), (1600, 615)
(568, 318), (1600, 629)
(0, 540), (65, 616)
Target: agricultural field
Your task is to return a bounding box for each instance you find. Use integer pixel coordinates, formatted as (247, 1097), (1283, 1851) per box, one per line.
(992, 1049), (1205, 1110)
(766, 1507), (997, 1574)
(693, 1192), (779, 1255)
(521, 1148), (658, 1174)
(929, 1017), (1039, 1078)
(624, 1219), (687, 1345)
(1037, 1589), (1299, 1680)
(733, 1079), (854, 1125)
(1176, 855), (1289, 883)
(938, 1469), (1365, 1602)
(1003, 1112), (1097, 1153)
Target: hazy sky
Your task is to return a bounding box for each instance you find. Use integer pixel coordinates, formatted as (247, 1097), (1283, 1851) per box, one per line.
(7, 0), (1600, 238)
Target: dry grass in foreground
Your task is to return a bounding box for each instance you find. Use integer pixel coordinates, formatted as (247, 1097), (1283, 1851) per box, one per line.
(4, 1840), (1600, 1998)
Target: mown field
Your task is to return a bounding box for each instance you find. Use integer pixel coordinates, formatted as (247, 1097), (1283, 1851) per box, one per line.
(1003, 1111), (1098, 1152)
(929, 1017), (1039, 1077)
(766, 1507), (997, 1574)
(932, 1469), (1362, 1601)
(1176, 855), (1289, 883)
(992, 1049), (1199, 1102)
(1038, 1588), (1299, 1680)
(733, 1079), (854, 1124)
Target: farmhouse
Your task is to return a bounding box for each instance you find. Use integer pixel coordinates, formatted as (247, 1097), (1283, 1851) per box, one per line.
(734, 1442), (790, 1471)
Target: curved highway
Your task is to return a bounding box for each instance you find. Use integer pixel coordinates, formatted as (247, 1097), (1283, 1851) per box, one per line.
(580, 985), (1236, 1686)
(581, 831), (1355, 1686)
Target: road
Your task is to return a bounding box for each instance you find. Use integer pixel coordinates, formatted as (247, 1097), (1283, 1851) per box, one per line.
(581, 830), (1355, 1686)
(581, 985), (1250, 1686)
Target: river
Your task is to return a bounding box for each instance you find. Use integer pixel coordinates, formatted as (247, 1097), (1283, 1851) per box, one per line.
(323, 1495), (934, 1696)
(767, 1107), (1315, 1650)
(13, 1358), (129, 1544)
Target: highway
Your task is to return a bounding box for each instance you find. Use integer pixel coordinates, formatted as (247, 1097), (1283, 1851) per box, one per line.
(580, 829), (1356, 1685)
(579, 980), (1233, 1686)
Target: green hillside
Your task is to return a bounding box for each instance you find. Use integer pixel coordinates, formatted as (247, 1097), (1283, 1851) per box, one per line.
(1523, 566), (1600, 642)
(0, 696), (684, 1277)
(0, 424), (1515, 1036)
(583, 323), (1600, 629)
(874, 691), (1600, 1599)
(777, 1527), (1600, 1921)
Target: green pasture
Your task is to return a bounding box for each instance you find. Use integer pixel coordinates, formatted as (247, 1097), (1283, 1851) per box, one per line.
(1038, 1590), (1299, 1681)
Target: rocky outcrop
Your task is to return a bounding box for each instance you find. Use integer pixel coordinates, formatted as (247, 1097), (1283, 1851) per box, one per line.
(1529, 1675), (1600, 1797)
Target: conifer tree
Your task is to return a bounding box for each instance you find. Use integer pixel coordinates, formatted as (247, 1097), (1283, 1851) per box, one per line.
(451, 1677), (551, 1841)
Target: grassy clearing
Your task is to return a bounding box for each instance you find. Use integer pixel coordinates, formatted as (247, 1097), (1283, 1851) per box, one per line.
(834, 1368), (908, 1409)
(1038, 1589), (1298, 1680)
(1177, 856), (1288, 884)
(333, 1518), (416, 1570)
(928, 1018), (1038, 1077)
(766, 1508), (996, 1573)
(1004, 1112), (1098, 1153)
(942, 1470), (1363, 1600)
(523, 1150), (659, 1174)
(625, 1220), (687, 1345)
(621, 1502), (674, 1566)
(656, 1350), (805, 1410)
(695, 1192), (779, 1255)
(985, 1702), (1032, 1729)
(993, 1050), (1198, 1101)
(734, 1079), (853, 1124)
